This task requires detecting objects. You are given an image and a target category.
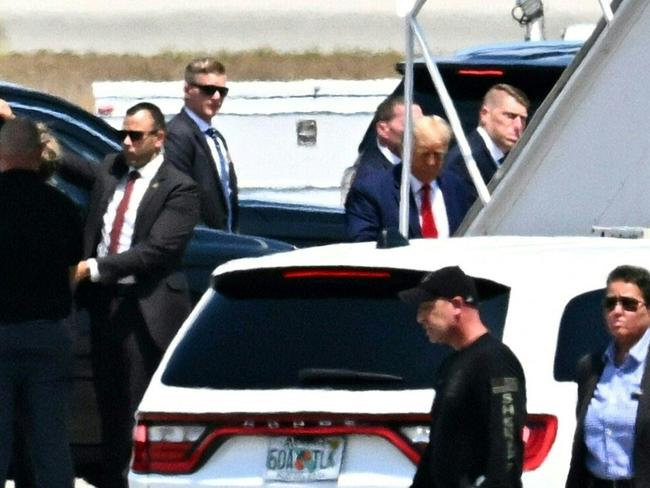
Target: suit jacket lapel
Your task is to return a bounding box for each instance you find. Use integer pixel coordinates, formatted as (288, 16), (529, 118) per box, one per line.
(182, 110), (218, 174)
(390, 164), (421, 238)
(579, 357), (603, 422)
(635, 343), (650, 477)
(133, 163), (168, 241)
(85, 155), (126, 257)
(439, 174), (466, 235)
(470, 129), (498, 184)
(182, 110), (228, 208)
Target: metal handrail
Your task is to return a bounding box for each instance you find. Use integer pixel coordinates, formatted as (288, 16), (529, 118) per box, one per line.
(397, 0), (490, 238)
(598, 0), (614, 23)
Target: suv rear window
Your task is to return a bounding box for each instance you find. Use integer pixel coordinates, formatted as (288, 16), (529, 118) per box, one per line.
(162, 267), (510, 390)
(554, 288), (610, 382)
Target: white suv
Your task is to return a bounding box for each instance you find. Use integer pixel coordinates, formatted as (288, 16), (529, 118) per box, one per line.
(129, 236), (647, 487)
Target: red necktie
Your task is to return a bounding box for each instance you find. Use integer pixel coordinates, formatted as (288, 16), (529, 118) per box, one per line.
(420, 184), (438, 238)
(108, 170), (140, 254)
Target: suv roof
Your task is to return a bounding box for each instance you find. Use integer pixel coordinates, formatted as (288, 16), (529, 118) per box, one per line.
(427, 40), (583, 67)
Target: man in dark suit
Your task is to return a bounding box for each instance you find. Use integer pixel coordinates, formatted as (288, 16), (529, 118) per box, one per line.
(165, 57), (238, 231)
(340, 96), (423, 202)
(59, 102), (199, 488)
(345, 115), (471, 242)
(443, 84), (529, 200)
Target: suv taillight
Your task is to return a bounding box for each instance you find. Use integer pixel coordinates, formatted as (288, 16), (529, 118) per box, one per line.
(131, 414), (430, 474)
(522, 414), (558, 471)
(131, 423), (207, 473)
(131, 413), (557, 475)
(401, 414), (558, 471)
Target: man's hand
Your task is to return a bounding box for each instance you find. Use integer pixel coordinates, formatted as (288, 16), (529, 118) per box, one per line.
(0, 99), (15, 121)
(74, 260), (91, 283)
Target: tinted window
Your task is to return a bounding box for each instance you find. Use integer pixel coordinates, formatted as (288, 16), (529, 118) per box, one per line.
(554, 288), (610, 382)
(357, 64), (565, 153)
(412, 64), (564, 134)
(162, 268), (510, 390)
(12, 106), (119, 209)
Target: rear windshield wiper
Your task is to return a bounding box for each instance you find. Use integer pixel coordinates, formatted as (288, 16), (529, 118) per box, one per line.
(299, 368), (403, 386)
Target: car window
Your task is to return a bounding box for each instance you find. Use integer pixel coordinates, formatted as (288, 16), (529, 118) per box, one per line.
(357, 64), (566, 154)
(553, 288), (610, 382)
(162, 268), (510, 390)
(414, 64), (565, 133)
(11, 106), (117, 209)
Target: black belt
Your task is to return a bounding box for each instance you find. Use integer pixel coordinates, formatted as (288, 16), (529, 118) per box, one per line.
(591, 477), (634, 488)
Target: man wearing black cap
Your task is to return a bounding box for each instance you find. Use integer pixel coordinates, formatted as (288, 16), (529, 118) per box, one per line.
(399, 266), (527, 488)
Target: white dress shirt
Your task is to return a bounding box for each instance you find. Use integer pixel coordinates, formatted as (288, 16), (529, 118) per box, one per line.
(183, 106), (230, 183)
(409, 176), (450, 238)
(88, 153), (165, 283)
(377, 138), (401, 166)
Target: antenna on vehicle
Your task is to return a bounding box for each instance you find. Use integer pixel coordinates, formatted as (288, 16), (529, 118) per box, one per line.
(597, 0), (614, 24)
(396, 0), (490, 238)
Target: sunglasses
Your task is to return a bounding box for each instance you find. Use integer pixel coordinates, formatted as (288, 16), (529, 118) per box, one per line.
(118, 130), (158, 142)
(603, 295), (646, 312)
(191, 83), (229, 98)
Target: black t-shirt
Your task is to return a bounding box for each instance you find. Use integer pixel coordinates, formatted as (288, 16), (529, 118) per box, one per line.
(0, 169), (83, 322)
(411, 333), (527, 488)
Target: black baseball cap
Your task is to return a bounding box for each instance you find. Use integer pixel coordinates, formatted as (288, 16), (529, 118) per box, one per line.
(399, 265), (478, 305)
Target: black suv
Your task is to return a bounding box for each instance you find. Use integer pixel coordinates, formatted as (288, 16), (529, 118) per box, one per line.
(357, 40), (582, 153)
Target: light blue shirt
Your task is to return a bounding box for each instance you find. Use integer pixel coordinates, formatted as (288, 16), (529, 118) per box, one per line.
(584, 328), (650, 479)
(183, 107), (233, 231)
(182, 107), (230, 185)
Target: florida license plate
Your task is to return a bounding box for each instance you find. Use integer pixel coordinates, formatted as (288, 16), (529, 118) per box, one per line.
(264, 436), (345, 482)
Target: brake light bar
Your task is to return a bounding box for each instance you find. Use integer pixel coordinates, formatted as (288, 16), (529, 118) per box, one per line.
(283, 269), (391, 279)
(132, 420), (423, 475)
(132, 413), (557, 475)
(457, 69), (505, 76)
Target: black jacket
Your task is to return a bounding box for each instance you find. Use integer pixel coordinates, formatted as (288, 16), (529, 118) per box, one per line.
(566, 346), (650, 487)
(442, 128), (498, 202)
(411, 334), (526, 488)
(165, 109), (239, 230)
(58, 152), (199, 349)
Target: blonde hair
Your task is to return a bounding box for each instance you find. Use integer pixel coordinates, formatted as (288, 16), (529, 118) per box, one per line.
(184, 57), (226, 84)
(483, 83), (530, 109)
(413, 115), (452, 153)
(36, 122), (62, 179)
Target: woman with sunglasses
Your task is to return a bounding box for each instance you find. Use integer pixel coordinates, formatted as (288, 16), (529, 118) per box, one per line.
(566, 264), (650, 488)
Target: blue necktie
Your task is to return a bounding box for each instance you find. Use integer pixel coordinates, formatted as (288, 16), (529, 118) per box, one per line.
(205, 128), (232, 232)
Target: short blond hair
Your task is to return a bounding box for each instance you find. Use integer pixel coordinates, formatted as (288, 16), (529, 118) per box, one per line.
(184, 57), (226, 84)
(483, 83), (529, 109)
(413, 115), (453, 153)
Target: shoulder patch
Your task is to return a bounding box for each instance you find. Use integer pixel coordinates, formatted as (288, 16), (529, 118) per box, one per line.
(491, 377), (519, 394)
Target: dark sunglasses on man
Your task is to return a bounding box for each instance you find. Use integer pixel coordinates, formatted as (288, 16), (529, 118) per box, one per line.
(603, 295), (646, 312)
(117, 130), (158, 142)
(191, 83), (229, 98)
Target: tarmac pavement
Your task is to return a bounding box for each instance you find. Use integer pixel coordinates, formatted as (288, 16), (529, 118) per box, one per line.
(0, 0), (603, 54)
